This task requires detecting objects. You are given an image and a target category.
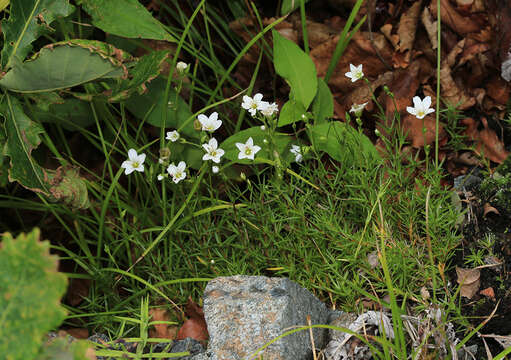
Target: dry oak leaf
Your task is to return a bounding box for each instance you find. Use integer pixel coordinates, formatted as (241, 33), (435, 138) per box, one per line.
(176, 297), (208, 342)
(397, 1), (423, 53)
(479, 287), (495, 300)
(430, 0), (484, 36)
(476, 117), (509, 163)
(456, 266), (481, 299)
(149, 308), (178, 339)
(421, 6), (438, 49)
(440, 59), (475, 110)
(483, 202), (501, 216)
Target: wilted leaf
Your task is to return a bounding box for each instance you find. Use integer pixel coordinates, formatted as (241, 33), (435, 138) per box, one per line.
(0, 228), (68, 360)
(430, 0), (483, 36)
(456, 266), (480, 299)
(0, 44), (126, 93)
(176, 298), (208, 342)
(149, 308), (178, 339)
(273, 29), (318, 109)
(76, 0), (174, 41)
(1, 0), (75, 69)
(479, 287), (495, 300)
(483, 202), (500, 216)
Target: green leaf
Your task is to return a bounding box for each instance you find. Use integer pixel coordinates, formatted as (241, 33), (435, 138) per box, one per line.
(2, 95), (90, 208)
(108, 50), (169, 102)
(1, 0), (75, 69)
(277, 99), (306, 127)
(28, 98), (95, 131)
(125, 77), (198, 138)
(0, 228), (68, 360)
(168, 143), (203, 170)
(0, 44), (127, 93)
(221, 126), (292, 164)
(0, 125), (8, 187)
(311, 78), (333, 124)
(272, 29), (317, 109)
(309, 122), (381, 165)
(76, 0), (174, 41)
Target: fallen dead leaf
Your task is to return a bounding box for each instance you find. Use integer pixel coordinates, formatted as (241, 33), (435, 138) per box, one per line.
(456, 266), (481, 299)
(475, 117), (509, 163)
(64, 328), (89, 339)
(430, 0), (484, 36)
(483, 202), (500, 216)
(149, 308), (178, 339)
(397, 1), (422, 54)
(176, 297), (208, 342)
(479, 287), (496, 300)
(66, 278), (91, 307)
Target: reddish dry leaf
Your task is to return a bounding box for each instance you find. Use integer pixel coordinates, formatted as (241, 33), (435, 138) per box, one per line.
(430, 0), (484, 35)
(476, 117), (509, 163)
(456, 266), (481, 299)
(486, 77), (511, 105)
(483, 202), (501, 216)
(479, 287), (495, 300)
(397, 1), (422, 54)
(402, 113), (447, 148)
(63, 328), (89, 339)
(149, 308), (178, 339)
(176, 297), (208, 342)
(440, 59), (475, 110)
(380, 24), (399, 49)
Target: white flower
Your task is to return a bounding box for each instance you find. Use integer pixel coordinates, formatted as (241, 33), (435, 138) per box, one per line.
(166, 130), (180, 142)
(406, 96), (435, 119)
(176, 61), (188, 73)
(260, 102), (279, 117)
(212, 166), (219, 174)
(121, 149), (146, 175)
(290, 145), (303, 163)
(198, 112), (222, 132)
(345, 64), (364, 82)
(167, 161), (187, 183)
(350, 102), (368, 117)
(202, 137), (225, 164)
(157, 174), (164, 181)
(241, 93), (268, 116)
(260, 125), (266, 131)
(235, 137), (261, 160)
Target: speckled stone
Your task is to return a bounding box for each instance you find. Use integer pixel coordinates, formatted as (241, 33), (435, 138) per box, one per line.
(194, 275), (330, 360)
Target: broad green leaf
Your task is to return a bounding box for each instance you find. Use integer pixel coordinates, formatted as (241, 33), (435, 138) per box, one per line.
(273, 30), (317, 109)
(280, 0), (311, 15)
(0, 125), (8, 187)
(28, 98), (95, 131)
(310, 121), (380, 165)
(3, 95), (50, 194)
(0, 44), (126, 93)
(2, 95), (90, 208)
(1, 0), (75, 69)
(0, 228), (68, 360)
(76, 0), (175, 41)
(167, 142), (203, 170)
(311, 78), (333, 124)
(221, 126), (292, 164)
(125, 77), (198, 139)
(109, 50), (170, 102)
(277, 99), (307, 127)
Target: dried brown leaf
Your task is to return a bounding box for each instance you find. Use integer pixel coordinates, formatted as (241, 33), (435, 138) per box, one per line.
(440, 59), (476, 110)
(397, 1), (422, 53)
(456, 266), (481, 299)
(421, 6), (438, 49)
(476, 117), (509, 163)
(479, 287), (495, 299)
(484, 202), (501, 216)
(430, 0), (483, 35)
(149, 308), (178, 339)
(176, 297), (208, 342)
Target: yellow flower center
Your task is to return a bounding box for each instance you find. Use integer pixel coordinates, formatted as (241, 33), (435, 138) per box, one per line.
(245, 148), (252, 155)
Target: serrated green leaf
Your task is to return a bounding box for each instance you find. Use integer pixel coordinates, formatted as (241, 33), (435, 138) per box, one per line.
(109, 50), (169, 102)
(1, 0), (75, 69)
(125, 77), (198, 138)
(273, 29), (317, 109)
(0, 228), (68, 360)
(0, 44), (126, 93)
(311, 78), (333, 124)
(76, 0), (174, 41)
(221, 126), (292, 164)
(277, 99), (307, 127)
(310, 121), (380, 165)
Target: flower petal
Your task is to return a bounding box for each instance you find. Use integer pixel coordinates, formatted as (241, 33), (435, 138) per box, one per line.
(406, 106), (417, 115)
(246, 137), (254, 146)
(137, 153), (146, 164)
(128, 149), (138, 160)
(423, 96), (432, 108)
(412, 96), (421, 109)
(209, 112), (218, 121)
(125, 166), (135, 175)
(235, 142), (245, 151)
(253, 93), (263, 102)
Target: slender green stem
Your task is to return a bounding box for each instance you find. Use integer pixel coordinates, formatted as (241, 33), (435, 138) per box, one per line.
(435, 0), (441, 169)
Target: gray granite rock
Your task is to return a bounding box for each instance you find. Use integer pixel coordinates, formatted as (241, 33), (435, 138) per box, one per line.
(194, 275), (330, 360)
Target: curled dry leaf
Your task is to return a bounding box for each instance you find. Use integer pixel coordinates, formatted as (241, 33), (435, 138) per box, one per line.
(483, 202), (500, 216)
(397, 1), (422, 54)
(456, 266), (481, 299)
(479, 287), (495, 300)
(476, 118), (509, 163)
(430, 0), (483, 36)
(440, 59), (476, 110)
(421, 6), (438, 49)
(176, 297), (208, 342)
(63, 328), (89, 339)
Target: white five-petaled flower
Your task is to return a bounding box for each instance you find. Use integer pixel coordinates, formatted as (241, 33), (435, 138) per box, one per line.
(212, 166), (219, 174)
(350, 102), (368, 117)
(198, 112), (222, 132)
(121, 149), (146, 175)
(202, 137), (225, 164)
(406, 96), (435, 119)
(241, 93), (268, 116)
(166, 130), (180, 142)
(176, 61), (188, 73)
(290, 145), (303, 163)
(167, 161), (187, 183)
(345, 64), (364, 82)
(157, 174), (164, 181)
(260, 102), (279, 117)
(235, 137), (261, 160)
